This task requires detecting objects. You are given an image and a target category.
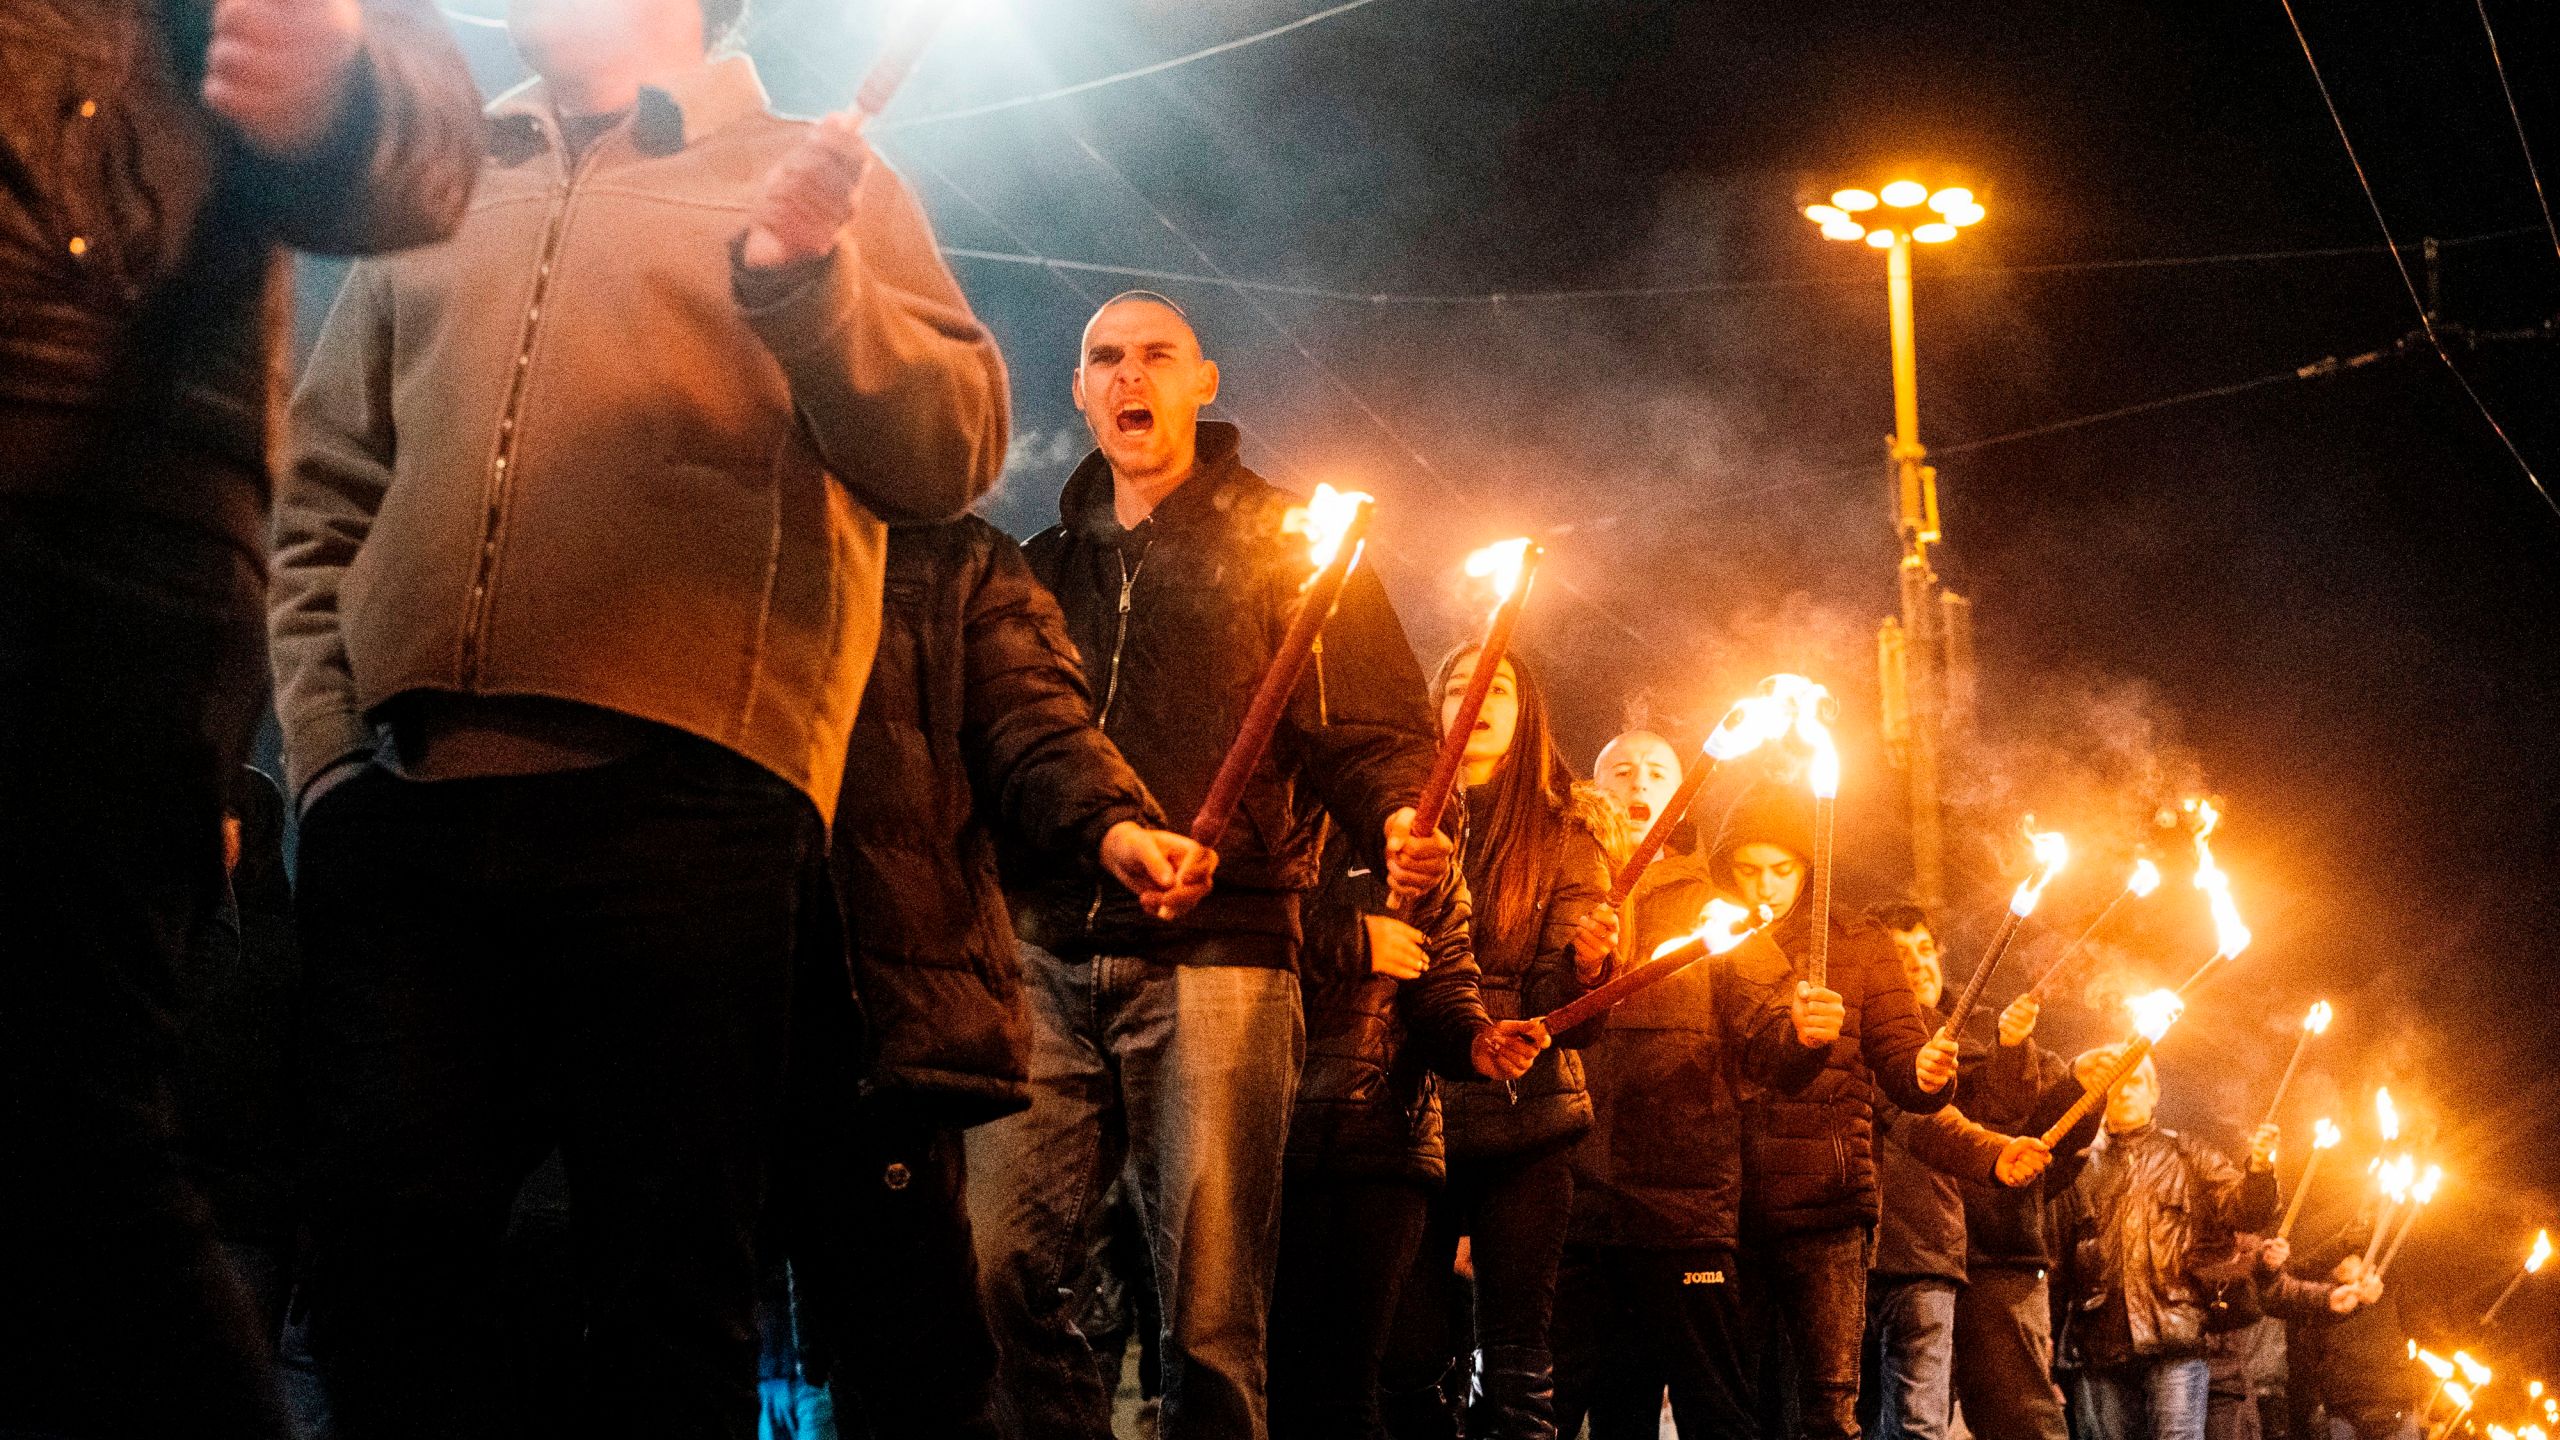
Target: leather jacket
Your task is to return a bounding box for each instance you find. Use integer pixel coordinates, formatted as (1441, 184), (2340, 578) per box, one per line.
(2055, 1122), (2279, 1366)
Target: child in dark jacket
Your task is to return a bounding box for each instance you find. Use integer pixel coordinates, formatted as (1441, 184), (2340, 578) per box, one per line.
(791, 515), (1210, 1440)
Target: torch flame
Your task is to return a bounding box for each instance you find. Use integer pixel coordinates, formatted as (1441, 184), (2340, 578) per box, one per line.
(2128, 858), (2162, 897)
(2456, 1351), (2492, 1387)
(1287, 485), (1372, 574)
(2126, 988), (2184, 1042)
(1651, 898), (1773, 961)
(2530, 1228), (2553, 1274)
(2378, 1154), (2416, 1204)
(2531, 1381), (2545, 1400)
(2445, 1384), (2473, 1412)
(1751, 674), (1842, 799)
(2313, 1117), (2342, 1150)
(2376, 1087), (2401, 1143)
(2419, 1350), (2456, 1381)
(2412, 1164), (2444, 1207)
(1702, 691), (1795, 763)
(1463, 537), (1533, 603)
(2491, 1426), (2515, 1440)
(2188, 799), (2252, 958)
(2304, 1000), (2334, 1034)
(2009, 824), (2072, 917)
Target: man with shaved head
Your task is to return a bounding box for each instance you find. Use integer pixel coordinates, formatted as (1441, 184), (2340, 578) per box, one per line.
(972, 292), (1452, 1440)
(1594, 729), (1684, 840)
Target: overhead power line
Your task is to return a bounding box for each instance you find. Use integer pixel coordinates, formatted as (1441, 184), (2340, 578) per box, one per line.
(2472, 0), (2560, 270)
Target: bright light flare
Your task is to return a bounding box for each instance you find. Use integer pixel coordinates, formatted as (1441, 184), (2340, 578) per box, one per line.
(1865, 230), (1895, 249)
(2413, 1164), (2445, 1207)
(1805, 204), (1851, 226)
(2457, 1352), (2492, 1387)
(1702, 691), (1795, 763)
(2305, 1000), (2334, 1034)
(1464, 537), (1533, 604)
(2419, 1350), (2456, 1381)
(1881, 179), (1929, 207)
(2127, 988), (2184, 1042)
(2129, 858), (2163, 897)
(1820, 221), (1868, 242)
(2377, 1087), (2401, 1143)
(1946, 202), (1988, 226)
(2377, 1154), (2417, 1204)
(2009, 826), (2072, 917)
(1652, 898), (1772, 961)
(2531, 1381), (2546, 1400)
(1287, 484), (1371, 574)
(2313, 1117), (2342, 1150)
(1755, 674), (1841, 799)
(1928, 187), (1974, 214)
(2447, 1384), (2474, 1412)
(1913, 223), (1957, 243)
(1832, 188), (1879, 212)
(2530, 1229), (2553, 1274)
(2187, 799), (2252, 958)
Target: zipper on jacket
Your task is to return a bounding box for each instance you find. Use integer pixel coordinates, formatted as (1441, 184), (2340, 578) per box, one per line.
(458, 128), (609, 684)
(1086, 542), (1148, 931)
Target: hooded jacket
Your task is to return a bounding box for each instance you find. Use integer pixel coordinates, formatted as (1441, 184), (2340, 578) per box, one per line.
(270, 56), (1009, 819)
(1438, 784), (1616, 1162)
(2053, 1122), (2279, 1366)
(830, 517), (1158, 1129)
(0, 0), (481, 560)
(1017, 422), (1437, 964)
(1286, 828), (1493, 1185)
(1716, 783), (1951, 1238)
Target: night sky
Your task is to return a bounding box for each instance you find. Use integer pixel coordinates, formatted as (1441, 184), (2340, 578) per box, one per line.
(389, 0), (2560, 1376)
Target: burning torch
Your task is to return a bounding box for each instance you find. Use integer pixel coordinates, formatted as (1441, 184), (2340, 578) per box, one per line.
(2175, 800), (2254, 996)
(2363, 1153), (2417, 1272)
(2260, 1001), (2335, 1129)
(1605, 685), (1798, 907)
(1798, 685), (1842, 991)
(2276, 1116), (2341, 1242)
(1937, 824), (2069, 1041)
(2042, 988), (2184, 1148)
(1390, 538), (1542, 909)
(1531, 898), (1774, 1036)
(2022, 858), (2161, 1004)
(2376, 1162), (2442, 1278)
(2481, 1229), (2555, 1327)
(1188, 486), (1376, 851)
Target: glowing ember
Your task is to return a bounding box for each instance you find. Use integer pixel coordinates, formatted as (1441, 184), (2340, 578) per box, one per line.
(2128, 858), (2162, 897)
(1650, 897), (1771, 961)
(2009, 824), (2071, 917)
(2187, 799), (2252, 958)
(2531, 1229), (2554, 1275)
(2127, 988), (2184, 1042)
(1463, 537), (1534, 603)
(2305, 1000), (2334, 1034)
(2457, 1352), (2493, 1387)
(2376, 1087), (2402, 1143)
(1286, 484), (1373, 575)
(2314, 1117), (2343, 1150)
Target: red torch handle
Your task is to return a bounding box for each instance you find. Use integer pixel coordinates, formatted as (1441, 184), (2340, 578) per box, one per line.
(1608, 754), (1722, 907)
(1805, 796), (1836, 991)
(1187, 502), (1376, 851)
(2043, 1034), (2154, 1148)
(1939, 909), (2025, 1040)
(1533, 935), (1711, 1036)
(1406, 547), (1544, 843)
(852, 4), (951, 121)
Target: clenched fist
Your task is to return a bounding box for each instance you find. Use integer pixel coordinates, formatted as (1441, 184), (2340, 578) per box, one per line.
(1915, 1029), (1959, 1093)
(203, 0), (364, 158)
(1383, 807), (1454, 902)
(1471, 1020), (1548, 1081)
(1994, 1134), (2052, 1187)
(1998, 992), (2042, 1048)
(1792, 981), (1845, 1049)
(1365, 914), (1430, 981)
(742, 111), (871, 270)
(1099, 822), (1216, 921)
(1569, 903), (1618, 982)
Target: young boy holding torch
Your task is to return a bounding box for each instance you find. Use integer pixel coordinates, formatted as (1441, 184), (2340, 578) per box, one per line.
(978, 292), (1450, 1440)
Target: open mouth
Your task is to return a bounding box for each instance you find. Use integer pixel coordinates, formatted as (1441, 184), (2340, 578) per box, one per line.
(1114, 403), (1155, 436)
(1628, 801), (1652, 823)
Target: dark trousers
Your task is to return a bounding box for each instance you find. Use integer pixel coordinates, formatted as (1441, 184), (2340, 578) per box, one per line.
(1269, 1174), (1433, 1440)
(1744, 1226), (1873, 1440)
(1384, 1146), (1577, 1440)
(0, 497), (288, 1438)
(1952, 1265), (2070, 1440)
(1571, 1245), (1757, 1440)
(795, 1106), (1000, 1440)
(294, 745), (821, 1440)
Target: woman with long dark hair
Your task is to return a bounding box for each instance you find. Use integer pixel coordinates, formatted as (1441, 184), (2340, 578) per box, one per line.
(1379, 644), (1621, 1440)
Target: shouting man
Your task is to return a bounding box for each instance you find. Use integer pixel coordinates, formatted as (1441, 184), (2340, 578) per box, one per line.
(973, 291), (1451, 1440)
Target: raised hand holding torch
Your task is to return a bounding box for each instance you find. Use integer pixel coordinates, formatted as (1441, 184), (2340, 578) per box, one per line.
(1938, 824), (2069, 1042)
(741, 3), (954, 268)
(1530, 897), (1770, 1037)
(2043, 988), (2184, 1147)
(1391, 539), (1542, 912)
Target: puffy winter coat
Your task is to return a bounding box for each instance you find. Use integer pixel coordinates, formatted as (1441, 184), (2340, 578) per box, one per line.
(1439, 787), (1615, 1163)
(2054, 1123), (2280, 1366)
(1285, 829), (1493, 1185)
(831, 517), (1157, 1128)
(1018, 425), (1436, 964)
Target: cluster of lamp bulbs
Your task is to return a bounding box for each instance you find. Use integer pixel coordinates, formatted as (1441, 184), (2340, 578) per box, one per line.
(1805, 181), (1987, 247)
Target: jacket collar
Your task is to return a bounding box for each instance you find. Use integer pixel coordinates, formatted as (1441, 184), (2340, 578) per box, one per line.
(1057, 421), (1248, 540)
(487, 54), (772, 158)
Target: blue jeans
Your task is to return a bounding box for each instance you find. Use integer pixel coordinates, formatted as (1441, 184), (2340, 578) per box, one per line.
(1864, 1277), (1958, 1440)
(968, 946), (1304, 1440)
(2072, 1357), (2212, 1440)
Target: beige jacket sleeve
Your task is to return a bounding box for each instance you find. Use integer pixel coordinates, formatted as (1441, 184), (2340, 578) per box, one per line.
(731, 160), (1009, 525)
(268, 261), (395, 800)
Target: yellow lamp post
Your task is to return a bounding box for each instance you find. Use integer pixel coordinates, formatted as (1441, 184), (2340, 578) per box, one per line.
(1804, 179), (1985, 908)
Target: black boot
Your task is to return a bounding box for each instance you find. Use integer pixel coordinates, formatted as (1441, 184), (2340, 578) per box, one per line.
(1476, 1343), (1558, 1440)
(1381, 1358), (1468, 1440)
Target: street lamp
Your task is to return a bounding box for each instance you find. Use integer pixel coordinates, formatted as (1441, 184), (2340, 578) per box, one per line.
(1803, 176), (1985, 909)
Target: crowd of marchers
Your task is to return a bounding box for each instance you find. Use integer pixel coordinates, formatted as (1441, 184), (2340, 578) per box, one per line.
(0, 4), (2413, 1440)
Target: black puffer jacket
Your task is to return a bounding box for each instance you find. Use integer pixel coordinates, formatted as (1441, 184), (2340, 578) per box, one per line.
(1440, 787), (1615, 1163)
(0, 0), (479, 557)
(1958, 1034), (2103, 1269)
(2054, 1123), (2279, 1366)
(1286, 829), (1493, 1185)
(831, 517), (1158, 1128)
(1018, 423), (1436, 965)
